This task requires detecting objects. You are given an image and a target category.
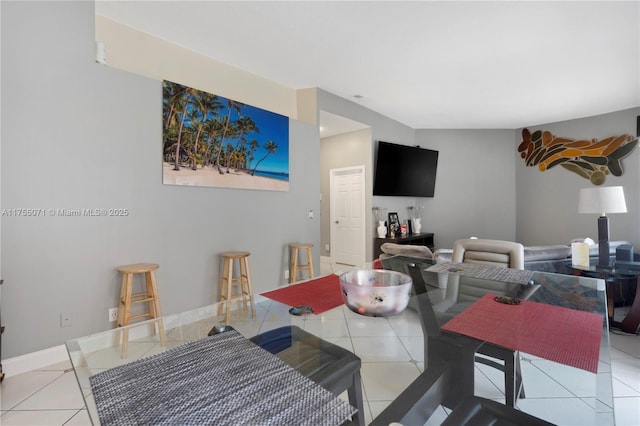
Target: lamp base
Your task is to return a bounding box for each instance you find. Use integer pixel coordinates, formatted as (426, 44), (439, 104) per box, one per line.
(598, 215), (610, 267)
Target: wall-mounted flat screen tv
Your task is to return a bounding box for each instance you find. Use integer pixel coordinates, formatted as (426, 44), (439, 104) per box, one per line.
(373, 141), (439, 197)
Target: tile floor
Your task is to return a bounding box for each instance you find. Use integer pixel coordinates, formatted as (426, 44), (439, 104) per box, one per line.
(1, 259), (638, 425)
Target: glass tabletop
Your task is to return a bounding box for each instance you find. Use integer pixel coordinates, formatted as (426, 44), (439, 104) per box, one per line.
(567, 260), (640, 334)
(66, 295), (317, 424)
(570, 260), (640, 277)
(67, 269), (613, 425)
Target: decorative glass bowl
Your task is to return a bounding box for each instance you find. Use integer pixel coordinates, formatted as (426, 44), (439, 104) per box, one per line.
(339, 269), (412, 317)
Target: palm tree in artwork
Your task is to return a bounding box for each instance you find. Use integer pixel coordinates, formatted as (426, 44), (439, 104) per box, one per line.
(226, 115), (257, 173)
(241, 150), (249, 170)
(247, 139), (259, 170)
(162, 82), (186, 132)
(172, 86), (196, 171)
(214, 99), (244, 174)
(202, 118), (223, 167)
(251, 140), (278, 176)
(189, 92), (222, 170)
(187, 112), (203, 170)
(230, 145), (251, 171)
(229, 151), (242, 171)
(162, 82), (187, 163)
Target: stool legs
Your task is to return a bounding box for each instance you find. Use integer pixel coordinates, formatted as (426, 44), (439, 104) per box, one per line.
(290, 245), (314, 283)
(220, 257), (235, 323)
(305, 247), (314, 280)
(217, 257), (234, 322)
(117, 272), (133, 358)
(239, 256), (256, 318)
(218, 254), (254, 323)
(290, 249), (299, 284)
(147, 270), (167, 348)
(116, 266), (166, 359)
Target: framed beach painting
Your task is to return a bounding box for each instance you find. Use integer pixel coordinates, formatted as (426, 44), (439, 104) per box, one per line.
(162, 80), (290, 191)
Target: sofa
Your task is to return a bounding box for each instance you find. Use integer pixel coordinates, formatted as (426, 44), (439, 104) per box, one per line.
(378, 239), (634, 275)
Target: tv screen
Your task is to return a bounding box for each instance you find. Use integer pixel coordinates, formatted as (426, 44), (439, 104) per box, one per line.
(373, 141), (439, 197)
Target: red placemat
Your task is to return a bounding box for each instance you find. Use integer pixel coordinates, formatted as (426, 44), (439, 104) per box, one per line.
(441, 293), (603, 373)
(262, 274), (343, 314)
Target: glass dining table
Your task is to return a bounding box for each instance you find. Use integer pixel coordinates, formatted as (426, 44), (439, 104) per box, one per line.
(66, 267), (613, 425)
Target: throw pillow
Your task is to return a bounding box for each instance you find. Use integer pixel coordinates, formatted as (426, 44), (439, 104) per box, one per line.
(380, 243), (433, 259)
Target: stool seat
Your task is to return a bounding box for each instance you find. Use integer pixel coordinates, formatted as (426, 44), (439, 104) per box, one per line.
(289, 243), (314, 283)
(289, 244), (312, 249)
(117, 263), (159, 274)
(218, 251), (254, 322)
(116, 262), (166, 358)
(219, 251), (251, 259)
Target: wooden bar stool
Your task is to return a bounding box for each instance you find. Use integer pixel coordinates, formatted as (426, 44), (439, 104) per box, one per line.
(218, 251), (255, 323)
(290, 243), (314, 283)
(116, 263), (166, 358)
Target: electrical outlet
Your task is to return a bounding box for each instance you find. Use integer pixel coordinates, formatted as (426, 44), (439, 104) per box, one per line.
(60, 312), (72, 327)
(108, 307), (118, 322)
(284, 269), (289, 280)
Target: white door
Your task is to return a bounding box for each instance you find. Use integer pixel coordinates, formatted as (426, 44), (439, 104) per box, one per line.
(330, 166), (365, 266)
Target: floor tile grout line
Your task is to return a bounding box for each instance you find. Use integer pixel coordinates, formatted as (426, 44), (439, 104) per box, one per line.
(6, 268), (639, 425)
(1, 369), (66, 411)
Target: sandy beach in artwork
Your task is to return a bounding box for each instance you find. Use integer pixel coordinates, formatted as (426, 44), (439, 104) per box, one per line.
(163, 163), (289, 191)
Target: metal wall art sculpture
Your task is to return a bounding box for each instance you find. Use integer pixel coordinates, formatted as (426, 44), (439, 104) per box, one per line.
(518, 128), (638, 185)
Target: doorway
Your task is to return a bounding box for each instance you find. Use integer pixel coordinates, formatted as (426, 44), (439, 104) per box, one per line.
(319, 111), (371, 273)
(330, 166), (365, 266)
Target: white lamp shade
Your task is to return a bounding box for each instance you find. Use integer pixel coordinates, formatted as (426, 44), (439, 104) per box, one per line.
(578, 186), (627, 215)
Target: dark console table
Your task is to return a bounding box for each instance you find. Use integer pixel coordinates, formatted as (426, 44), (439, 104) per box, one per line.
(374, 233), (434, 259)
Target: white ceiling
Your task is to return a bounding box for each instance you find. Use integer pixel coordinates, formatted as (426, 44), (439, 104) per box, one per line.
(96, 1), (639, 130)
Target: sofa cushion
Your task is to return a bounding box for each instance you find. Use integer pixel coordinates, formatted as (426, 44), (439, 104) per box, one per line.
(571, 239), (632, 256)
(463, 251), (510, 267)
(451, 239), (524, 269)
(380, 243), (433, 259)
(590, 240), (632, 256)
(524, 245), (571, 262)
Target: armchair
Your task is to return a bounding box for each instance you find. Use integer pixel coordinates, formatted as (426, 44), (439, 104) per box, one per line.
(451, 239), (526, 407)
(451, 238), (525, 269)
(371, 262), (552, 426)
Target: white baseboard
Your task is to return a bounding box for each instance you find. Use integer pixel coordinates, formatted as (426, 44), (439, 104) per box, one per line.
(2, 313), (196, 378)
(320, 256), (373, 274)
(3, 344), (69, 377)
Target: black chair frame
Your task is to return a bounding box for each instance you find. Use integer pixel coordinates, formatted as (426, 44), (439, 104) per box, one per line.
(249, 325), (365, 426)
(371, 259), (552, 426)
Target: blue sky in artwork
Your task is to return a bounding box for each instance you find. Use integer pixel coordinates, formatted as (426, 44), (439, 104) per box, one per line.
(231, 103), (289, 174)
(164, 81), (290, 177)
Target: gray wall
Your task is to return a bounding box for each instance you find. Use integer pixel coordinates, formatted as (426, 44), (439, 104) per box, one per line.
(318, 90), (419, 261)
(415, 129), (517, 249)
(516, 108), (640, 247)
(317, 90), (518, 254)
(1, 1), (320, 358)
(3, 2), (638, 360)
(320, 128), (372, 258)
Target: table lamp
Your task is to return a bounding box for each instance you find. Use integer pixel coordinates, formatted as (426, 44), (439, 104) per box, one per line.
(578, 186), (627, 267)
